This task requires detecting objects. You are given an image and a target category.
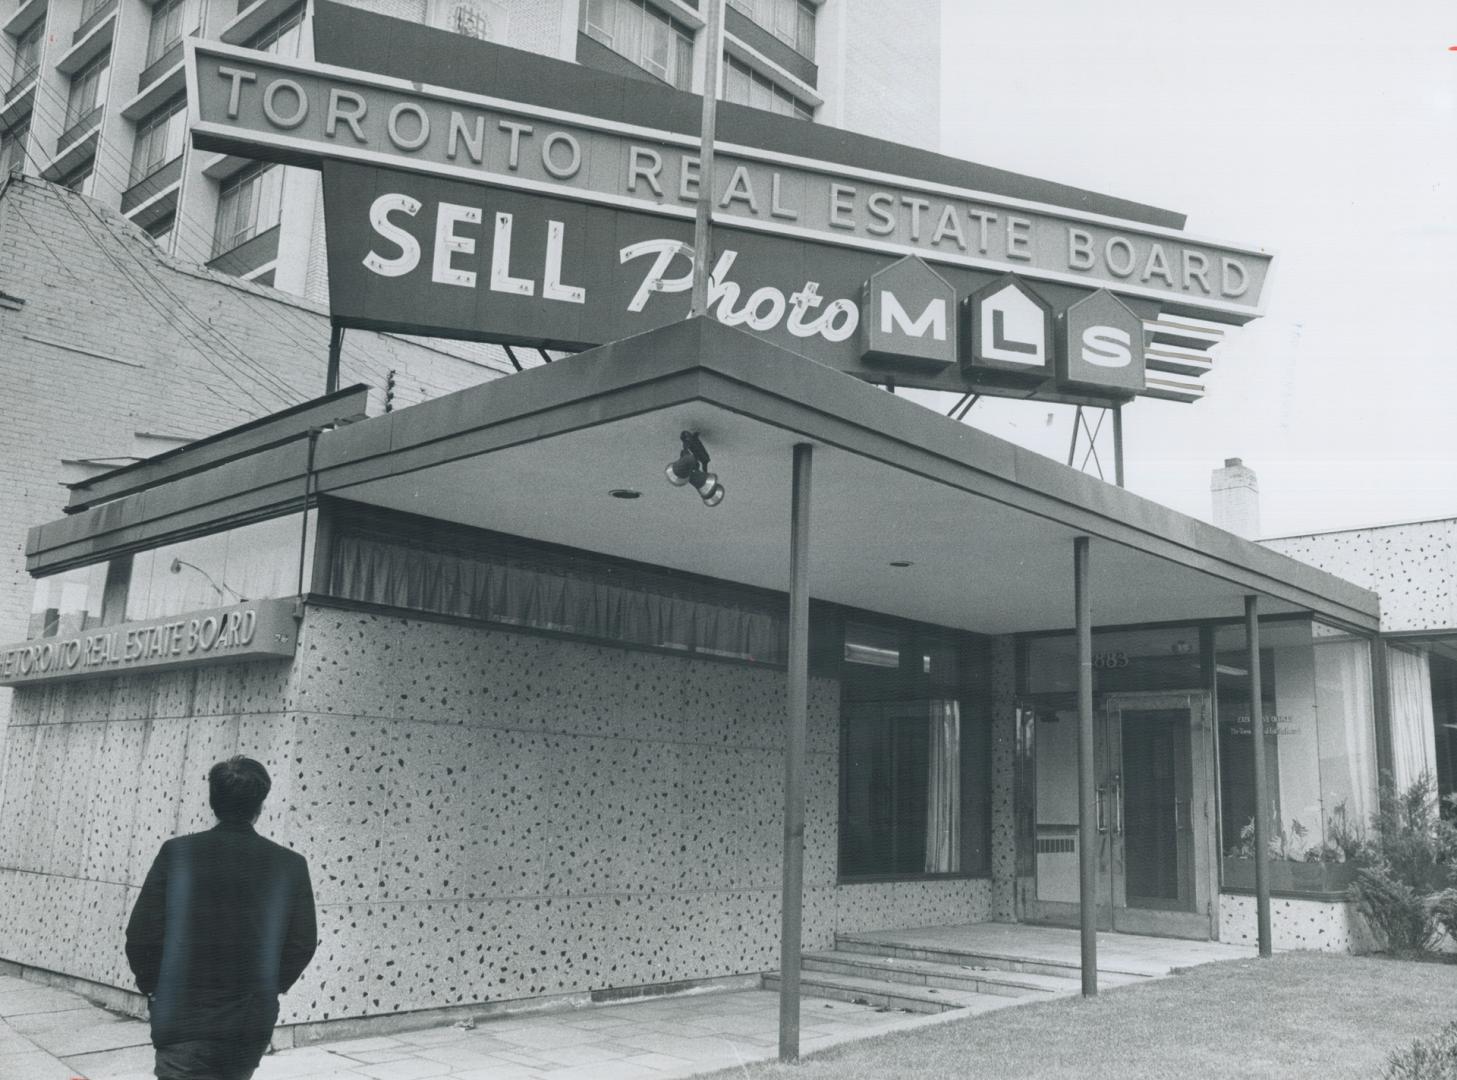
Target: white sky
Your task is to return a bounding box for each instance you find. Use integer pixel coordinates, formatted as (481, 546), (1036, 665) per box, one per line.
(933, 0), (1457, 537)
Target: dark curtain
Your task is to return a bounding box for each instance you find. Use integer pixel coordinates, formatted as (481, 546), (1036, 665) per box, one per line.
(326, 519), (787, 665)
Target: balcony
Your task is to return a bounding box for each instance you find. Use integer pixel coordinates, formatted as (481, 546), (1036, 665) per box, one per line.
(122, 155), (182, 225)
(206, 223), (279, 278)
(723, 3), (816, 88)
(40, 121), (98, 185)
(136, 37), (184, 96)
(72, 0), (116, 46)
(123, 44), (187, 120)
(55, 4), (115, 75)
(3, 0), (46, 38)
(1, 75), (36, 130)
(220, 0), (297, 46)
(55, 102), (102, 157)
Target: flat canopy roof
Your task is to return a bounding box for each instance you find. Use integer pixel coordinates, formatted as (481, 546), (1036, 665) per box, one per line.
(28, 318), (1379, 635)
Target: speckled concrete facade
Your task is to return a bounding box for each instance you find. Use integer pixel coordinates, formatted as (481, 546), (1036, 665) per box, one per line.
(1218, 893), (1373, 953)
(1264, 520), (1457, 633)
(988, 636), (1018, 922)
(0, 607), (994, 1025)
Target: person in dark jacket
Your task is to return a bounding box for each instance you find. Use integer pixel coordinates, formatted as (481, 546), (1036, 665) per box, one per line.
(126, 756), (316, 1080)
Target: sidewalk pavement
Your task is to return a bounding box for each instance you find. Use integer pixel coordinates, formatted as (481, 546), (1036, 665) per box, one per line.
(0, 974), (958, 1080)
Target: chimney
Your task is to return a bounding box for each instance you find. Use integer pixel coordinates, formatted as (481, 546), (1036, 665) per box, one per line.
(1211, 458), (1261, 538)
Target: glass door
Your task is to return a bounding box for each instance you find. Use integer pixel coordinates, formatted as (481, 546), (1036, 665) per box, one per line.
(1106, 693), (1215, 938)
(1025, 703), (1115, 929)
(1024, 693), (1216, 938)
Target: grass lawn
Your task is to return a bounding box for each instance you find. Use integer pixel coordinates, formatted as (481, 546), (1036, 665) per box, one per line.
(706, 953), (1457, 1080)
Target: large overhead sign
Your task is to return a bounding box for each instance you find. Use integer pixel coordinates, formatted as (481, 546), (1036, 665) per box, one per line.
(185, 31), (1272, 405)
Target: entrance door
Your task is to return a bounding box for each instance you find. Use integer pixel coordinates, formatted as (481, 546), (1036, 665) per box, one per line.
(1024, 692), (1216, 938)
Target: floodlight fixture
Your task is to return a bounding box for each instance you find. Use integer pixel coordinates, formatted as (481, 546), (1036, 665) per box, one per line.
(664, 430), (725, 508)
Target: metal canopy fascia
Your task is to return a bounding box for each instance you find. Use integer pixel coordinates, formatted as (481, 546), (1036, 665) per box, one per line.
(308, 317), (1377, 632)
(26, 317), (1379, 633)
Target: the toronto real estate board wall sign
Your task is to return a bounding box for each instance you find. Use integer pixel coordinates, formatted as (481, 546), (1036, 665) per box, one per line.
(0, 599), (298, 687)
(184, 4), (1272, 406)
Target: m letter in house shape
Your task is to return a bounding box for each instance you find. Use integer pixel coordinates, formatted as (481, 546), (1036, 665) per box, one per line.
(859, 256), (958, 371)
(960, 275), (1054, 382)
(1056, 288), (1146, 396)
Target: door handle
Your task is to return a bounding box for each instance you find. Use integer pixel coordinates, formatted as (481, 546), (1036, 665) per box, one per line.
(1096, 785), (1108, 834)
(1111, 774), (1123, 836)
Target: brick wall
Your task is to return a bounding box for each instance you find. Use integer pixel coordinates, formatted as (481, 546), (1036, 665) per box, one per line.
(0, 176), (514, 755)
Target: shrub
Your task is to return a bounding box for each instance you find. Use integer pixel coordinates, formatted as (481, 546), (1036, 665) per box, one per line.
(1383, 1020), (1457, 1080)
(1354, 864), (1432, 953)
(1350, 774), (1457, 953)
(1427, 888), (1457, 946)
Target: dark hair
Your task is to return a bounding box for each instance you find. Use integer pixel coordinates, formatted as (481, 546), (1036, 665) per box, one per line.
(208, 757), (271, 823)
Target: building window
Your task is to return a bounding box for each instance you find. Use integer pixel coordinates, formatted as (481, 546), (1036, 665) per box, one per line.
(1213, 619), (1377, 890)
(27, 514), (314, 639)
(129, 96), (186, 184)
(213, 162), (283, 257)
(583, 0), (694, 92)
(28, 563), (108, 638)
(722, 53), (812, 119)
(0, 122), (29, 175)
(728, 0), (814, 59)
(839, 621), (992, 879)
(64, 55), (109, 130)
(1429, 646), (1457, 818)
(145, 0), (202, 66)
(78, 0), (111, 25)
(247, 6), (305, 56)
(9, 21), (42, 92)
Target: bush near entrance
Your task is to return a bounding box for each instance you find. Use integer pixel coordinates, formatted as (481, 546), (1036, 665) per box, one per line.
(1351, 775), (1457, 954)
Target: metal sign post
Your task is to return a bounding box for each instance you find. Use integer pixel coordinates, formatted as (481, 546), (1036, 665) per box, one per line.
(690, 0), (723, 316)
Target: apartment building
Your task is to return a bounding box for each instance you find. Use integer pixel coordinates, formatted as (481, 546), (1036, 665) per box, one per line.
(0, 0), (941, 298)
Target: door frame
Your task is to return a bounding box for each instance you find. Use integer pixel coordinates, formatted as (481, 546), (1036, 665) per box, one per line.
(1019, 691), (1218, 939)
(1105, 691), (1218, 938)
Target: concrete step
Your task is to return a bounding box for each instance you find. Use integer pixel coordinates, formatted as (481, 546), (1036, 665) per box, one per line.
(761, 970), (1020, 1015)
(801, 950), (1071, 999)
(834, 933), (1153, 984)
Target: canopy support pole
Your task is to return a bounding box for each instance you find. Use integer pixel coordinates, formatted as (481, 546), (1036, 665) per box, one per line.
(1075, 535), (1098, 996)
(1246, 595), (1273, 957)
(778, 442), (813, 1062)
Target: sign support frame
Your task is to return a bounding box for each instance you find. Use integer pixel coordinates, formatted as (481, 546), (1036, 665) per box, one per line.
(690, 0), (723, 316)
